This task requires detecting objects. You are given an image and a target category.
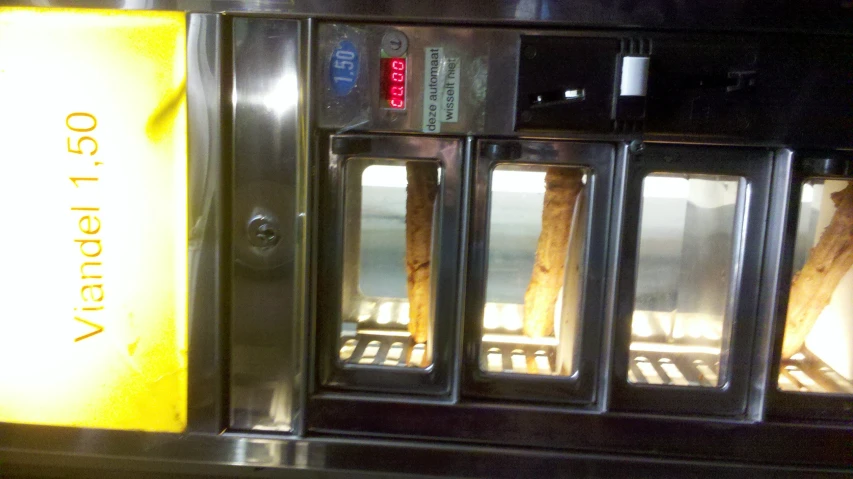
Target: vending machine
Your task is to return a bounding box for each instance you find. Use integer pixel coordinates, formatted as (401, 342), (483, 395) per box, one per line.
(1, 2), (852, 477)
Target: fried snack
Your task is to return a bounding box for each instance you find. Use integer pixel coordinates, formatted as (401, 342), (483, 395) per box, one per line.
(523, 167), (585, 338)
(782, 181), (853, 359)
(405, 162), (439, 344)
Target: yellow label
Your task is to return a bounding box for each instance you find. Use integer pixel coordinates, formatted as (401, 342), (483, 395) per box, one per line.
(0, 8), (187, 432)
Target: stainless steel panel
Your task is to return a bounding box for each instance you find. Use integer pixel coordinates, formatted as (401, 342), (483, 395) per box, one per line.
(4, 422), (851, 478)
(186, 12), (224, 433)
(751, 149), (793, 420)
(229, 17), (306, 432)
(599, 143), (630, 412)
(317, 24), (518, 135)
(5, 0), (852, 35)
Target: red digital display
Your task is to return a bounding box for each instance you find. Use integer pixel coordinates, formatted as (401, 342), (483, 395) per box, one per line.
(380, 57), (406, 110)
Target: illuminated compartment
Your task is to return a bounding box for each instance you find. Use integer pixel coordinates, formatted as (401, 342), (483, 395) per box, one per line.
(629, 175), (743, 388)
(778, 179), (853, 394)
(0, 8), (187, 431)
(481, 165), (589, 376)
(339, 161), (440, 368)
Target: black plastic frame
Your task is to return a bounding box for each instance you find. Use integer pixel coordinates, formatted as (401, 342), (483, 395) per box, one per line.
(462, 139), (615, 404)
(315, 133), (465, 396)
(765, 150), (853, 422)
(609, 144), (773, 416)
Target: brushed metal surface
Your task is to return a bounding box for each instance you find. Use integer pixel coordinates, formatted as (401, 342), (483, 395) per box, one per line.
(229, 16), (306, 433)
(187, 12), (225, 434)
(1, 0), (852, 33)
(2, 421), (852, 478)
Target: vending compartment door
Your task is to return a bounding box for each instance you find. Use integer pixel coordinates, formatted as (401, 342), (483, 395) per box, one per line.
(609, 144), (772, 416)
(462, 140), (615, 404)
(315, 134), (465, 396)
(765, 151), (853, 422)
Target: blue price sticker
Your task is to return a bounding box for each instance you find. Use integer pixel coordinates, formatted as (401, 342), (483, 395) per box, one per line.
(330, 40), (359, 96)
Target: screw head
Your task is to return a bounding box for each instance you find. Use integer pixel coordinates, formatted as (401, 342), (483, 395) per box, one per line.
(247, 215), (280, 248)
(629, 140), (646, 155)
(523, 45), (537, 60)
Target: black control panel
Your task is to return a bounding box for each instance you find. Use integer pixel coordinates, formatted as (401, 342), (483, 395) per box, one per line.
(516, 36), (621, 132)
(516, 33), (853, 147)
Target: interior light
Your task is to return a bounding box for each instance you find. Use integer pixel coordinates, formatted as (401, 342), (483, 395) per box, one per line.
(0, 7), (188, 432)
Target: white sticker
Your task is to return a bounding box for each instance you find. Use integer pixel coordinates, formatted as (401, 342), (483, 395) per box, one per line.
(620, 56), (649, 97)
(441, 57), (460, 123)
(422, 47), (444, 133)
(422, 48), (463, 132)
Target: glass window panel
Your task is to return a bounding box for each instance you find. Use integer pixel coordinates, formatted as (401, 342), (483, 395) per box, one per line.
(339, 160), (441, 369)
(779, 179), (853, 394)
(629, 174), (742, 388)
(481, 164), (590, 376)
